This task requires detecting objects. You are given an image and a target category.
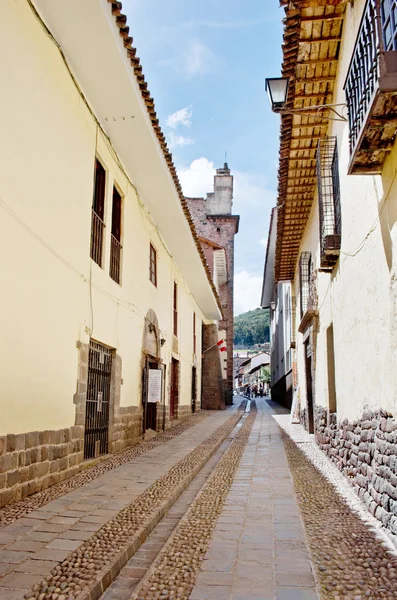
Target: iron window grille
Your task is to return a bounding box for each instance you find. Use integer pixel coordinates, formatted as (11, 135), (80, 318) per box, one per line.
(109, 187), (122, 284)
(84, 340), (113, 460)
(316, 137), (342, 269)
(90, 159), (106, 267)
(149, 243), (157, 286)
(299, 252), (313, 319)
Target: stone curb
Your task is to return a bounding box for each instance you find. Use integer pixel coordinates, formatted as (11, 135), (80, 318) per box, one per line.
(73, 411), (244, 600)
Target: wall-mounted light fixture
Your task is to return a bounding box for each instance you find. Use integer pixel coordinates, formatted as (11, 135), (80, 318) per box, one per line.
(270, 301), (276, 311)
(265, 77), (347, 122)
(160, 338), (166, 347)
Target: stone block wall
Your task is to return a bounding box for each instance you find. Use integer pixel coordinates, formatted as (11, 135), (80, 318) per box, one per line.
(111, 405), (142, 454)
(0, 425), (84, 508)
(315, 406), (397, 540)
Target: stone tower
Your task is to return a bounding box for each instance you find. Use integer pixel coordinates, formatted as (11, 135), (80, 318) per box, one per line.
(186, 163), (239, 408)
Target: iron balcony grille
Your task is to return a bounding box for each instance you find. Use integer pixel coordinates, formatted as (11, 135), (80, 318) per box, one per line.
(84, 340), (113, 460)
(299, 252), (312, 319)
(90, 209), (105, 267)
(345, 0), (380, 155)
(109, 234), (122, 284)
(344, 0), (397, 174)
(316, 137), (342, 269)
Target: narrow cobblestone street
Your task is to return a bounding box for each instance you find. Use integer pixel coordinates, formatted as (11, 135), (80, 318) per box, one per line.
(1, 399), (397, 600)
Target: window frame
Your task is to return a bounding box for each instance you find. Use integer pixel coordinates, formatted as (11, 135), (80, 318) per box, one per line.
(109, 185), (123, 284)
(149, 243), (157, 287)
(193, 312), (196, 354)
(90, 158), (107, 267)
(173, 281), (178, 337)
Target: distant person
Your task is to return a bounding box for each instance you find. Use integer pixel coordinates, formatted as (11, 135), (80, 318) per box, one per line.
(246, 385), (251, 398)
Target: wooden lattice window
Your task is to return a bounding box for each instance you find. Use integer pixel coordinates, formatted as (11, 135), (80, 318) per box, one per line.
(90, 159), (106, 266)
(299, 252), (312, 319)
(149, 244), (157, 287)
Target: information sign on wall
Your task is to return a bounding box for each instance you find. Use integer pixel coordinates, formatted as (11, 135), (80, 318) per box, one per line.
(148, 369), (162, 403)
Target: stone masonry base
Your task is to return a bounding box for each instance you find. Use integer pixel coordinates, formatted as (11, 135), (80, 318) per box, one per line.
(0, 403), (198, 509)
(315, 406), (397, 539)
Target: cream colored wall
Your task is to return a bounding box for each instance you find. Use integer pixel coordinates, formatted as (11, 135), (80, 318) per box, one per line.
(294, 0), (397, 421)
(0, 0), (205, 435)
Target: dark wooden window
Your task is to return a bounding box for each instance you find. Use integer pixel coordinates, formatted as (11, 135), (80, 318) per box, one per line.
(173, 282), (178, 337)
(90, 159), (106, 266)
(382, 0), (397, 49)
(299, 252), (312, 319)
(149, 243), (157, 286)
(109, 187), (122, 284)
(193, 312), (196, 354)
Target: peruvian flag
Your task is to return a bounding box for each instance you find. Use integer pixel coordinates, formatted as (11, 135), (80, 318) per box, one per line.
(217, 339), (227, 353)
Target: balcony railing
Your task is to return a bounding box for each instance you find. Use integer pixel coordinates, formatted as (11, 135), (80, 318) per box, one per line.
(109, 234), (122, 284)
(316, 137), (341, 270)
(345, 0), (397, 174)
(90, 209), (105, 267)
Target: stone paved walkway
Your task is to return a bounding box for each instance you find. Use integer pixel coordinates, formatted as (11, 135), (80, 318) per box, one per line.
(0, 408), (237, 600)
(190, 399), (319, 600)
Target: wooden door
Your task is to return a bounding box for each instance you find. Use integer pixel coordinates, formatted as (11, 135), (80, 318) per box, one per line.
(305, 342), (314, 434)
(170, 358), (179, 420)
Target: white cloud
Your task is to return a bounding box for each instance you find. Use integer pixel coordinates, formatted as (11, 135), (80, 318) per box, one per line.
(234, 271), (263, 315)
(166, 106), (193, 129)
(178, 157), (216, 197)
(168, 133), (194, 149)
(259, 238), (267, 247)
(185, 40), (217, 77)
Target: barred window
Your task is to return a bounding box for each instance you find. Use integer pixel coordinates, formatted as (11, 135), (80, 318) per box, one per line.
(299, 252), (312, 319)
(149, 244), (157, 287)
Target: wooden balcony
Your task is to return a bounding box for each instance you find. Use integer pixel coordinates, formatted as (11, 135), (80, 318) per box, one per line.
(345, 0), (397, 174)
(317, 137), (341, 270)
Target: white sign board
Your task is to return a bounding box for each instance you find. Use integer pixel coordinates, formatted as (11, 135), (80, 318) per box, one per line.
(148, 369), (162, 403)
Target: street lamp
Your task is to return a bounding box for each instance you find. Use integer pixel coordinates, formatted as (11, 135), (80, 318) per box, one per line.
(264, 76), (347, 121)
(265, 77), (289, 110)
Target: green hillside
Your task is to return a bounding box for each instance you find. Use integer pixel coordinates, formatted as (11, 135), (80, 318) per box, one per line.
(234, 308), (270, 347)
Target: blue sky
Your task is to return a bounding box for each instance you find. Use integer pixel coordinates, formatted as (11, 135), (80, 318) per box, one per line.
(122, 0), (284, 314)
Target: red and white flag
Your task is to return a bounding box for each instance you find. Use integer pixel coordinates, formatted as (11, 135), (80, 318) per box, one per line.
(217, 339), (227, 353)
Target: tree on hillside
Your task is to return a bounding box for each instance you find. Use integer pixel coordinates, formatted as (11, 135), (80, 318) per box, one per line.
(233, 308), (270, 347)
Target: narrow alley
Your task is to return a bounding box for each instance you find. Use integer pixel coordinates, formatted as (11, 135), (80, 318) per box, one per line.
(0, 400), (395, 600)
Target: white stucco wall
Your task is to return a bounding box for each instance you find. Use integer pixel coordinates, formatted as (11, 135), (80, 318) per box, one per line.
(0, 0), (206, 435)
(294, 0), (397, 422)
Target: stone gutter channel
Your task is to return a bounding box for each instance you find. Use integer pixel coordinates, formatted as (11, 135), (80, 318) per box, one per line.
(1, 413), (210, 529)
(129, 404), (257, 600)
(23, 405), (248, 600)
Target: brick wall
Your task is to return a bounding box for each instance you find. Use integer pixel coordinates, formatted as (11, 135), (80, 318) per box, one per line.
(201, 324), (225, 410)
(186, 197), (238, 406)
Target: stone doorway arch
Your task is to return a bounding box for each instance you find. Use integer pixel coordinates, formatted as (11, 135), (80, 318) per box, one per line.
(141, 309), (165, 436)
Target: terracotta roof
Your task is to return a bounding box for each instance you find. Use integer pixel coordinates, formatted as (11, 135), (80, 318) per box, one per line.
(107, 1), (222, 316)
(275, 0), (346, 281)
(198, 236), (225, 251)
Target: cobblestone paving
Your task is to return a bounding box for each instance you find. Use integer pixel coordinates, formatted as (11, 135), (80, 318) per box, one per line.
(282, 430), (397, 599)
(0, 412), (209, 529)
(0, 408), (240, 600)
(189, 399), (318, 600)
(99, 429), (236, 599)
(129, 403), (257, 600)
